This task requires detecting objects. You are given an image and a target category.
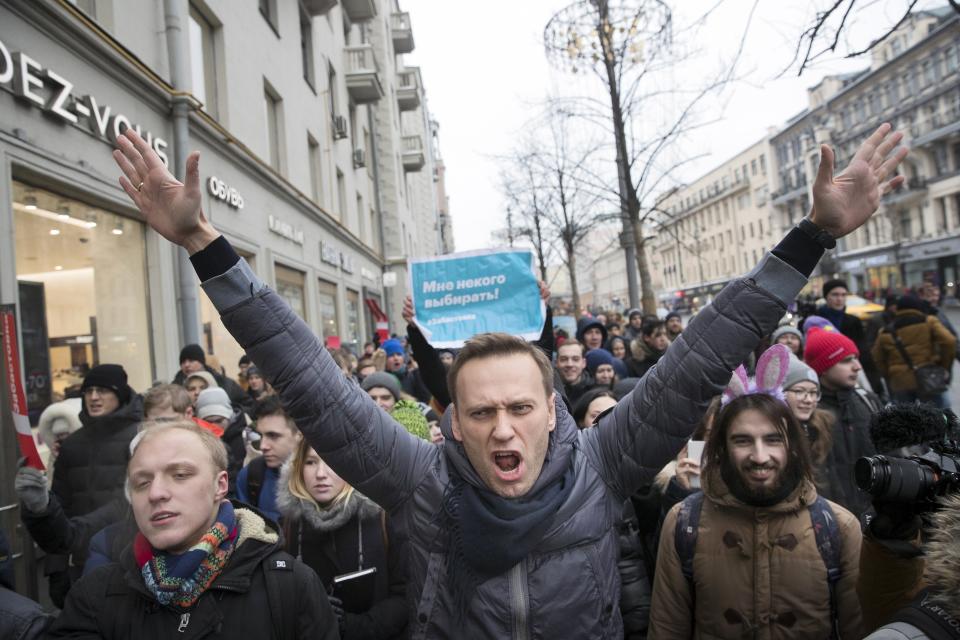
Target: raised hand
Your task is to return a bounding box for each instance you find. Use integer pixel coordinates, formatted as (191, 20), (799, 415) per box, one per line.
(402, 295), (415, 325)
(112, 129), (218, 254)
(810, 122), (908, 239)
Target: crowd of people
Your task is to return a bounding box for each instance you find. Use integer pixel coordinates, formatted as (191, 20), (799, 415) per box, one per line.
(2, 124), (958, 639)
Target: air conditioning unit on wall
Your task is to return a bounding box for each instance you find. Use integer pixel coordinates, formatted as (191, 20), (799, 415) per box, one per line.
(332, 115), (348, 140)
(353, 149), (366, 168)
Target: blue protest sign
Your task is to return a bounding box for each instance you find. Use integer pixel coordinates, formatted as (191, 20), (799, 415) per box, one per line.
(409, 249), (545, 348)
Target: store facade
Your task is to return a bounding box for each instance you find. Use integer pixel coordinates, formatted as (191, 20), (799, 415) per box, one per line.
(0, 2), (384, 428)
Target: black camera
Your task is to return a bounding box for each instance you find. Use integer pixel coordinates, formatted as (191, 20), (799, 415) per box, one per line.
(855, 448), (960, 503)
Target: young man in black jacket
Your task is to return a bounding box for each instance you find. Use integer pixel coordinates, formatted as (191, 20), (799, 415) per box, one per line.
(46, 421), (336, 639)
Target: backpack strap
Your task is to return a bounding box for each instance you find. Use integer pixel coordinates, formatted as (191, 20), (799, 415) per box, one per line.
(808, 496), (842, 640)
(673, 491), (704, 601)
(890, 590), (960, 640)
(263, 550), (298, 640)
(245, 456), (267, 510)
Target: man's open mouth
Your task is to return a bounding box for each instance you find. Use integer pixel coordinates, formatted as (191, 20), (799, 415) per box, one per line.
(151, 511), (178, 523)
(492, 451), (523, 482)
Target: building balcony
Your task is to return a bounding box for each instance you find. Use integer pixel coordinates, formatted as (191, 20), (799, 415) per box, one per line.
(342, 0), (376, 21)
(301, 0), (337, 16)
(402, 134), (425, 171)
(397, 68), (421, 111)
(771, 184), (807, 206)
(911, 110), (960, 147)
(391, 12), (415, 54)
(345, 45), (384, 104)
(882, 176), (928, 207)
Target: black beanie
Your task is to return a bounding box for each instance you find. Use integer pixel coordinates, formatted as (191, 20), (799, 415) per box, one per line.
(179, 344), (206, 365)
(81, 364), (131, 405)
(822, 279), (848, 298)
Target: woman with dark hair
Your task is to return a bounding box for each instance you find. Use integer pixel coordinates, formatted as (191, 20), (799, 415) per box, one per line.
(606, 335), (628, 361)
(277, 439), (407, 639)
(572, 388), (618, 428)
(624, 319), (670, 378)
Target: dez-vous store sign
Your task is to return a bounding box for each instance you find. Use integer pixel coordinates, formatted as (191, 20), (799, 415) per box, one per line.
(0, 37), (170, 165)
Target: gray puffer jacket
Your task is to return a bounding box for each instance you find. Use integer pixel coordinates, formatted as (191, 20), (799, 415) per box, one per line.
(202, 253), (805, 639)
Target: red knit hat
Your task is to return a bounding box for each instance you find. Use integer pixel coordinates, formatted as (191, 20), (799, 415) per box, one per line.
(803, 327), (859, 376)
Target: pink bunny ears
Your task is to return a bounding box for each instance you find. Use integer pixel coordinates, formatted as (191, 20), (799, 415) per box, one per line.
(721, 343), (792, 407)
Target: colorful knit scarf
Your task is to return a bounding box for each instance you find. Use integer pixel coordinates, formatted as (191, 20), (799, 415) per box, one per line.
(134, 501), (239, 609)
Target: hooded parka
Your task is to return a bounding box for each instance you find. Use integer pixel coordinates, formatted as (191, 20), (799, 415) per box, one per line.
(871, 309), (956, 394)
(44, 504), (338, 639)
(196, 242), (807, 639)
(649, 473), (863, 639)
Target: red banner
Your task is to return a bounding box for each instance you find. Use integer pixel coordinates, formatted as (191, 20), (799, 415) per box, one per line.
(1, 307), (44, 469)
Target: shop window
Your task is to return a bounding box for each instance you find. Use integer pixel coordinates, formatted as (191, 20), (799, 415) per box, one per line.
(275, 264), (306, 319)
(200, 250), (254, 380)
(188, 4), (220, 119)
(317, 279), (339, 341)
(13, 181), (152, 418)
(346, 289), (361, 350)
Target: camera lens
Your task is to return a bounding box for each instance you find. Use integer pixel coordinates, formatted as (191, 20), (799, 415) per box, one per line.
(855, 455), (938, 502)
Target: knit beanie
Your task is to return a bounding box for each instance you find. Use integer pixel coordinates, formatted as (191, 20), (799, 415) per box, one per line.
(801, 315), (837, 335)
(361, 372), (401, 400)
(390, 399), (430, 440)
(81, 364), (132, 405)
(185, 371), (218, 390)
(381, 339), (405, 358)
(822, 279), (848, 298)
(627, 308), (642, 320)
(196, 388), (233, 420)
(665, 312), (681, 322)
(803, 328), (859, 376)
(179, 343), (206, 365)
(584, 349), (615, 375)
(771, 325), (803, 344)
(782, 356), (820, 391)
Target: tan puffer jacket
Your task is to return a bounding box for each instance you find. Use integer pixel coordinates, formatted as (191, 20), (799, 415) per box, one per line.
(649, 472), (863, 639)
(871, 309), (956, 393)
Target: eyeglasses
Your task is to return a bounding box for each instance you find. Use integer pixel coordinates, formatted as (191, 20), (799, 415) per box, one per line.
(786, 388), (821, 401)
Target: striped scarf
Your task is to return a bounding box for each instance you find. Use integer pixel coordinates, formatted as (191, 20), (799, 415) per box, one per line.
(135, 501), (238, 609)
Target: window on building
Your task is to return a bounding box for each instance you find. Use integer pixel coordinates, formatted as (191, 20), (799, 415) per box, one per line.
(946, 45), (959, 74)
(869, 91), (882, 115)
(300, 6), (315, 88)
(308, 134), (322, 204)
(953, 194), (960, 228)
(336, 168), (347, 222)
(749, 222), (754, 238)
(936, 197), (949, 233)
(906, 71), (919, 96)
(259, 0), (278, 32)
(328, 63), (339, 120)
(275, 265), (306, 319)
(751, 159), (757, 176)
(188, 4), (219, 119)
(759, 154), (766, 175)
(899, 210), (912, 239)
(886, 81), (899, 107)
(356, 194), (364, 239)
(317, 279), (339, 341)
(370, 208), (379, 251)
(345, 289), (361, 350)
(263, 81), (284, 173)
(923, 60), (935, 87)
(12, 181), (153, 412)
(734, 168), (740, 182)
(68, 0), (96, 17)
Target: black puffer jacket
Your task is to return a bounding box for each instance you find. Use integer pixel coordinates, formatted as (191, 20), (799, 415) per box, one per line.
(45, 505), (338, 640)
(51, 396), (142, 520)
(220, 411), (248, 497)
(277, 463), (408, 640)
(618, 500), (651, 639)
(818, 387), (879, 522)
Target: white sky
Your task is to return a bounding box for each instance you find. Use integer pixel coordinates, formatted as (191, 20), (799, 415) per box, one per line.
(402, 0), (943, 253)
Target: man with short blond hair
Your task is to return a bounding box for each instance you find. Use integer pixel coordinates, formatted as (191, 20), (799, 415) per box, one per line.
(47, 421), (336, 638)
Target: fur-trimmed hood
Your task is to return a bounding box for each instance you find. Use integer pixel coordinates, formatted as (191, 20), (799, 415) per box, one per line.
(275, 457), (380, 531)
(37, 397), (83, 447)
(924, 493), (960, 615)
